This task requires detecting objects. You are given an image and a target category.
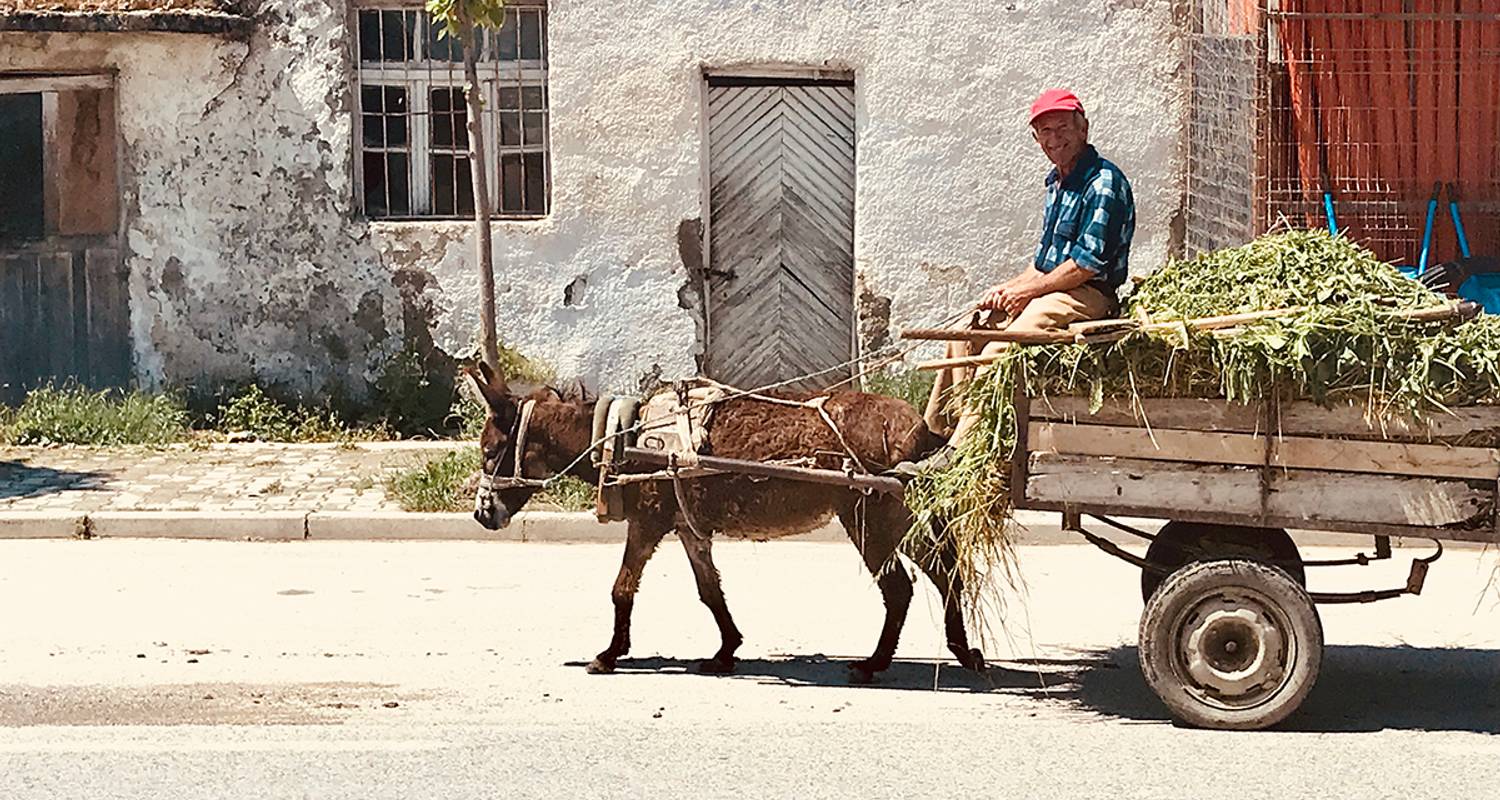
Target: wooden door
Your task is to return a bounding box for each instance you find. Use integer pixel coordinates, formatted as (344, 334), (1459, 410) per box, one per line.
(705, 77), (856, 392)
(0, 85), (127, 405)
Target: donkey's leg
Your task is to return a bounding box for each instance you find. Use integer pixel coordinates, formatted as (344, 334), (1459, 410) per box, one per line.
(838, 498), (914, 685)
(678, 528), (743, 674)
(587, 516), (670, 675)
(908, 517), (986, 673)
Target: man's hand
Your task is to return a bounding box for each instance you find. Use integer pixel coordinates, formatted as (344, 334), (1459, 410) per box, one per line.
(979, 271), (1041, 317)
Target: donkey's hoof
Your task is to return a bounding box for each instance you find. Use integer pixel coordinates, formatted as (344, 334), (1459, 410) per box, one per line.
(586, 657), (617, 675)
(847, 663), (878, 685)
(953, 647), (987, 673)
(696, 656), (736, 675)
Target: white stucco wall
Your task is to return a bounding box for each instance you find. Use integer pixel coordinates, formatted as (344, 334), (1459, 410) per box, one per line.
(3, 0), (1187, 399)
(381, 0), (1188, 391)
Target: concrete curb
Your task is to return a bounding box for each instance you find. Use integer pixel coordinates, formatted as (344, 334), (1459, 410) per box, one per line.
(88, 511), (307, 541)
(0, 512), (88, 539)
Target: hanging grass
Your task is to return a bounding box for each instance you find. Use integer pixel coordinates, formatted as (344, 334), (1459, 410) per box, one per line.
(903, 230), (1500, 616)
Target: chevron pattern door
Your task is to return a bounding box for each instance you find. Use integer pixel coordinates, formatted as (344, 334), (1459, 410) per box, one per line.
(705, 78), (855, 392)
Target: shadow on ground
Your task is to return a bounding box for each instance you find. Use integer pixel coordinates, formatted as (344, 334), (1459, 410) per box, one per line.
(0, 459), (111, 501)
(573, 644), (1500, 733)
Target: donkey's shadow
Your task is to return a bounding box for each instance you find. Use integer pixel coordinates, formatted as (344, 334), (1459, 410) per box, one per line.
(566, 654), (1107, 694)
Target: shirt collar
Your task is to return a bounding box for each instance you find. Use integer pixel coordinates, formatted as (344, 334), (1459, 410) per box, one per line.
(1045, 144), (1101, 189)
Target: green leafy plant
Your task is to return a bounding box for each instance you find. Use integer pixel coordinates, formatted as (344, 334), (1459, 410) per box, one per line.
(215, 384), (387, 443)
(1, 383), (189, 446)
(864, 367), (935, 410)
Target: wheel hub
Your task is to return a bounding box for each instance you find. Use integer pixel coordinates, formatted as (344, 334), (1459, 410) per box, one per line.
(1181, 601), (1285, 699)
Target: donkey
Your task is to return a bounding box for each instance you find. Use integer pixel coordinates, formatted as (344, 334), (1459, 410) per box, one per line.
(465, 362), (985, 683)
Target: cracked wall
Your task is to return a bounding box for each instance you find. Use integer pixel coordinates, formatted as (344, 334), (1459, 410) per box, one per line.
(1, 2), (403, 399)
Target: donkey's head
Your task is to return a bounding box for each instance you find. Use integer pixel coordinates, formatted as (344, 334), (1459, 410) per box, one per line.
(464, 361), (554, 530)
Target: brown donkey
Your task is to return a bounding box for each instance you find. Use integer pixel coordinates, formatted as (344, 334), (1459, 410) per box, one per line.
(465, 362), (985, 683)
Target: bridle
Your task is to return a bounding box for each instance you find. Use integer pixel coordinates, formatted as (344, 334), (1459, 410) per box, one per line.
(479, 399), (549, 490)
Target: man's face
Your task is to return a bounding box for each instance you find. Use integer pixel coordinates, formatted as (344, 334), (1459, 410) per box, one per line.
(1031, 111), (1088, 171)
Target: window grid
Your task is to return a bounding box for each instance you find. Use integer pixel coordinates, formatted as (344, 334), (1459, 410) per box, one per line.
(354, 4), (550, 220)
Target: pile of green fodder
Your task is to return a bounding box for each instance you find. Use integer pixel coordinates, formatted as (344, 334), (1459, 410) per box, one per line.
(903, 229), (1500, 616)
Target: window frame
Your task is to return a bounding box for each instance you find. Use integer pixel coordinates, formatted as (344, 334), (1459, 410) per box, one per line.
(351, 1), (551, 221)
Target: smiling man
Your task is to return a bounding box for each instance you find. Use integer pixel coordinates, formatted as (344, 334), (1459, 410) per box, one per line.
(911, 89), (1137, 468)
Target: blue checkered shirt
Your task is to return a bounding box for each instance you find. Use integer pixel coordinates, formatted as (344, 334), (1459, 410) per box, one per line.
(1034, 145), (1135, 293)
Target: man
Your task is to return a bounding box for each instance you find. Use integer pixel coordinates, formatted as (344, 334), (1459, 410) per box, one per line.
(912, 89), (1136, 468)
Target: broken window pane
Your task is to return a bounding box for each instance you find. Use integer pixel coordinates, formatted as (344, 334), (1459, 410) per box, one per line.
(0, 92), (45, 240)
(431, 154), (474, 216)
(363, 151), (410, 218)
(429, 87), (468, 149)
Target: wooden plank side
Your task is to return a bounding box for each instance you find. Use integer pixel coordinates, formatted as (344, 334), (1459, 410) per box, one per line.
(1271, 437), (1500, 481)
(1025, 453), (1493, 528)
(1269, 470), (1489, 528)
(1024, 453), (1263, 517)
(1029, 421), (1266, 467)
(1029, 396), (1264, 432)
(1031, 395), (1500, 443)
(1277, 402), (1500, 441)
(1031, 421), (1500, 480)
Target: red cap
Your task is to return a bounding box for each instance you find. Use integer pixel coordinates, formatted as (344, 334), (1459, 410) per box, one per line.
(1029, 89), (1085, 124)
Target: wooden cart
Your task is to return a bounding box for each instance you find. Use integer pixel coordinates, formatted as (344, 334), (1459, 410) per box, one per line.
(1013, 390), (1500, 730)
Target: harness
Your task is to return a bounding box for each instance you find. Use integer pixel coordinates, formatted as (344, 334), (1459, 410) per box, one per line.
(478, 398), (549, 490)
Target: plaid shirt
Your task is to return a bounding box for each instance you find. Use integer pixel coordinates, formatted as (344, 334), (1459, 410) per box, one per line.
(1034, 145), (1135, 292)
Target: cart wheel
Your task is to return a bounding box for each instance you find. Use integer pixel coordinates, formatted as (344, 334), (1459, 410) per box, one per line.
(1141, 521), (1304, 601)
(1139, 558), (1322, 731)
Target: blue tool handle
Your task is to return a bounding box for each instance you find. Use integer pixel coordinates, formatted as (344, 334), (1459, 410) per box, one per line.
(1419, 190), (1440, 273)
(1322, 192), (1338, 235)
(1447, 187), (1472, 261)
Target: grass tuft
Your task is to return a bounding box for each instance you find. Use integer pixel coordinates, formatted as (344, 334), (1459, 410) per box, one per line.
(1, 383), (189, 446)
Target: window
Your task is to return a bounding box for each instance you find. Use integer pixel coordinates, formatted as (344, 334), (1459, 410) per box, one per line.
(0, 78), (118, 242)
(354, 3), (550, 219)
(0, 93), (45, 240)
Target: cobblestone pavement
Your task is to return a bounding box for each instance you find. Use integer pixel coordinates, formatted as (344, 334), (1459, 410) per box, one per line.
(0, 443), (467, 514)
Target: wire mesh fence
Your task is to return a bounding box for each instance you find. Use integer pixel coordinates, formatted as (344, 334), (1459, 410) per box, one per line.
(1261, 0), (1500, 267)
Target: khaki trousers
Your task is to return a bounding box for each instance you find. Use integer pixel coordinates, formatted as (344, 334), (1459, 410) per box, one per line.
(923, 284), (1115, 438)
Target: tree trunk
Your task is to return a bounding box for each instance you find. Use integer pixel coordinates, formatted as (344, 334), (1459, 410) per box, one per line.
(461, 11), (500, 370)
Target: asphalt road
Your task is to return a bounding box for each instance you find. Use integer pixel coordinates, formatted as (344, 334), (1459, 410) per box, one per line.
(2, 537), (1498, 799)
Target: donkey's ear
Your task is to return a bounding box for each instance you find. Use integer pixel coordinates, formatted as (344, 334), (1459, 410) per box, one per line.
(475, 360), (510, 396)
(463, 366), (507, 413)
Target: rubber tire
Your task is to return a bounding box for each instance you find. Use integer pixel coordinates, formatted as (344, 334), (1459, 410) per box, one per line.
(1141, 522), (1305, 602)
(1139, 558), (1322, 731)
